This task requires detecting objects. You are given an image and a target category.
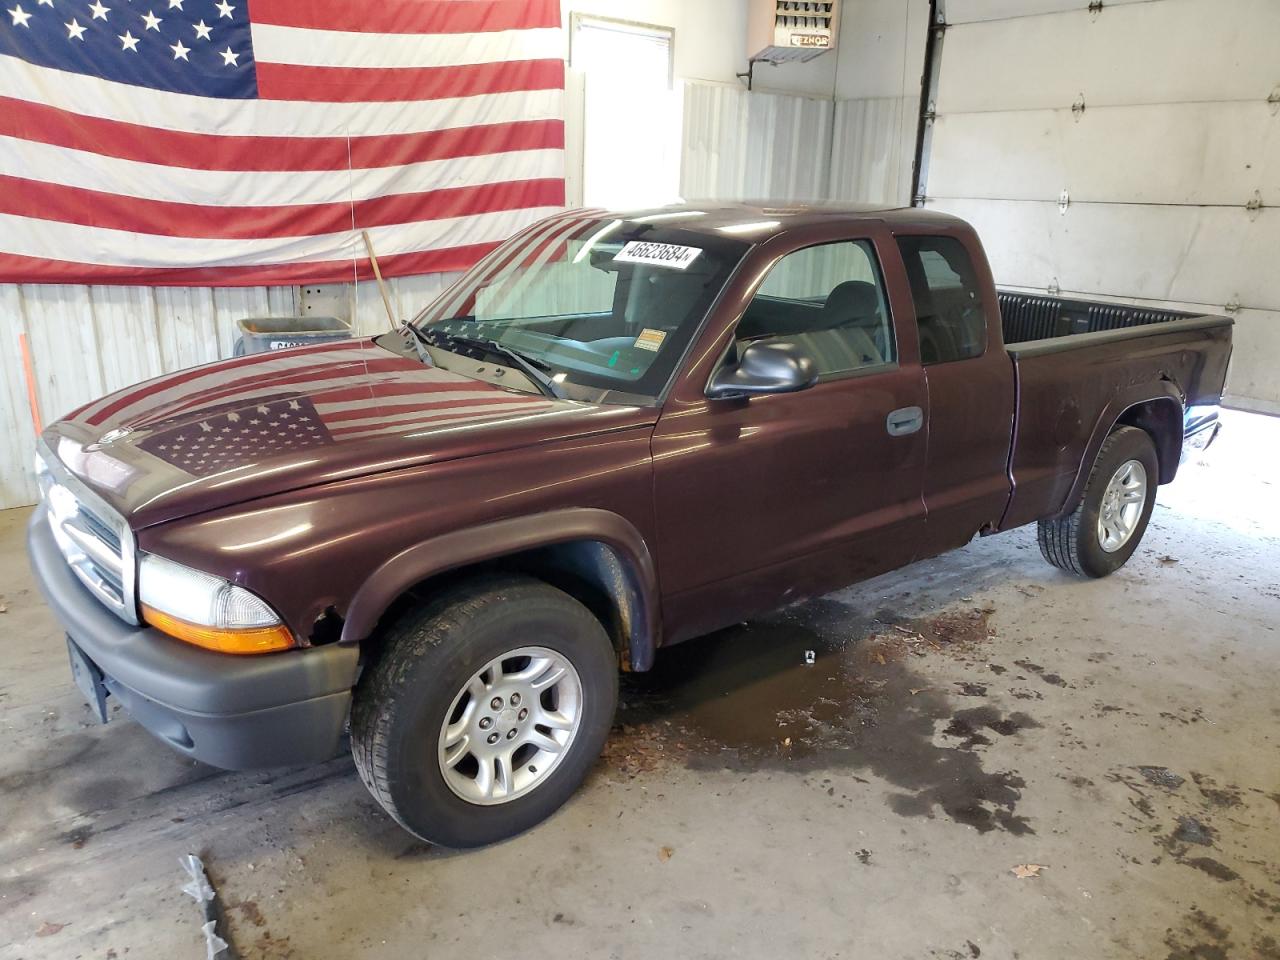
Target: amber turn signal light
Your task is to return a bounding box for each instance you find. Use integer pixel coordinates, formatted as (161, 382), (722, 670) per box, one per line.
(142, 604), (296, 655)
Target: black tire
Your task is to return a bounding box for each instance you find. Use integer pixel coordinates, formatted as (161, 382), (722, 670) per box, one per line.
(1037, 425), (1159, 578)
(351, 574), (618, 848)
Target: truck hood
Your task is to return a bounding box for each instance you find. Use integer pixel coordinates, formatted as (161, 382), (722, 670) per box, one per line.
(43, 338), (652, 528)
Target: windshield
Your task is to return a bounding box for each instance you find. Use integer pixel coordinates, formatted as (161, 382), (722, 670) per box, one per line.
(411, 213), (749, 399)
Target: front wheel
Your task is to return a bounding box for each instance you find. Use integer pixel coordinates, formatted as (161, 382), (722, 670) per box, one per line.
(1038, 425), (1159, 578)
(351, 574), (618, 847)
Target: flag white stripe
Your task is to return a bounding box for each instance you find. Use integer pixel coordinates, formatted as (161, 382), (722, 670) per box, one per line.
(327, 400), (551, 433)
(169, 382), (509, 420)
(314, 390), (521, 415)
(72, 342), (367, 421)
(333, 403), (558, 439)
(0, 55), (563, 139)
(425, 212), (592, 324)
(250, 24), (563, 70)
(170, 387), (523, 423)
(89, 363), (510, 425)
(0, 206), (561, 268)
(423, 210), (582, 323)
(0, 137), (563, 207)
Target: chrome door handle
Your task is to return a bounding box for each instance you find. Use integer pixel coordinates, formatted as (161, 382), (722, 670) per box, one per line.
(886, 406), (924, 437)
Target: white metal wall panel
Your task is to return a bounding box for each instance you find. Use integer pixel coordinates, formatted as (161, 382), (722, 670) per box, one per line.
(829, 95), (920, 204)
(0, 285), (41, 507)
(348, 271), (463, 337)
(925, 0), (1279, 410)
(947, 0), (1158, 25)
(937, 0), (1280, 113)
(681, 82), (833, 201)
(681, 80), (916, 206)
(1224, 308), (1280, 414)
(681, 82), (751, 200)
(927, 102), (1280, 206)
(930, 198), (1277, 310)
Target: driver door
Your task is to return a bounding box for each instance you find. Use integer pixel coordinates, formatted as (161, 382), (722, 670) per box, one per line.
(652, 235), (929, 644)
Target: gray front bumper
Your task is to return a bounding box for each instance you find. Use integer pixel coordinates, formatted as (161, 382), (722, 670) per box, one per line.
(28, 508), (359, 769)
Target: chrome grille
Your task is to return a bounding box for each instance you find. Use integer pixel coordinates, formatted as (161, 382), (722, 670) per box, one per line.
(36, 442), (139, 625)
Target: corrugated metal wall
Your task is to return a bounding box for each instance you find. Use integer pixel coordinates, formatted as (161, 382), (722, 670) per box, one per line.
(680, 80), (917, 206)
(681, 82), (834, 201)
(0, 272), (461, 508)
(829, 94), (919, 204)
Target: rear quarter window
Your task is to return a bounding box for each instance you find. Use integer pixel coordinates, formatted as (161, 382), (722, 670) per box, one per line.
(897, 236), (987, 364)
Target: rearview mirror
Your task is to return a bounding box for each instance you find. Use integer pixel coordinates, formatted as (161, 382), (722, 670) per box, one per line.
(706, 341), (819, 399)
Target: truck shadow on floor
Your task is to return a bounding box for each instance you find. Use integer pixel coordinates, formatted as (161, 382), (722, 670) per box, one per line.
(605, 593), (1040, 835)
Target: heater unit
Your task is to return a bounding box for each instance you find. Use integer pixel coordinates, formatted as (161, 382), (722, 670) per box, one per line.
(747, 0), (840, 64)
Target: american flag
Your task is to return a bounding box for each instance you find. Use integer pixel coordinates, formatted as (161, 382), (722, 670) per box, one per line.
(0, 0), (566, 285)
(137, 394), (333, 476)
(79, 340), (559, 478)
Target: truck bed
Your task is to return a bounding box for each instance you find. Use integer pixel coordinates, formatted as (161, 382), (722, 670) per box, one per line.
(995, 289), (1233, 531)
(998, 289), (1216, 346)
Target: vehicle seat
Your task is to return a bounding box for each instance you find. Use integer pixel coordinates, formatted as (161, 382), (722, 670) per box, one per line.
(816, 280), (888, 351)
(735, 279), (888, 371)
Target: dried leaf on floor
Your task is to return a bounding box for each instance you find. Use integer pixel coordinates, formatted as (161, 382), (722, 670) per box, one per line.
(658, 846), (674, 862)
(36, 921), (65, 937)
(1011, 864), (1045, 879)
(1158, 555), (1179, 565)
(874, 652), (886, 665)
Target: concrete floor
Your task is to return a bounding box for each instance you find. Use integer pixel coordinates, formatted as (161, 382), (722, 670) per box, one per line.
(1, 410), (1277, 960)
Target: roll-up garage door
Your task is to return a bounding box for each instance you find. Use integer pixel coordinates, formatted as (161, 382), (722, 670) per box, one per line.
(921, 0), (1279, 412)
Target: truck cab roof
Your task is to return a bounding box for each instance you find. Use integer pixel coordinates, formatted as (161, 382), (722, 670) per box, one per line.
(599, 201), (969, 241)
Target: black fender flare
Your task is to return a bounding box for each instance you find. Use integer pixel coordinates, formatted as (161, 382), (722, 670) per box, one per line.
(340, 508), (661, 670)
(1056, 385), (1184, 517)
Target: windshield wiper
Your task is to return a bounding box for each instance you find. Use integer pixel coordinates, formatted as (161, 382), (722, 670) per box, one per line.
(399, 323), (435, 366)
(417, 328), (565, 399)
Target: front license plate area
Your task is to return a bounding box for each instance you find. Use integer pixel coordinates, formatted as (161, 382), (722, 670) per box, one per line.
(67, 637), (109, 724)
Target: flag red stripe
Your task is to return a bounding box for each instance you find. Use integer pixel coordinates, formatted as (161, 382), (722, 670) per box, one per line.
(82, 340), (369, 425)
(255, 59), (564, 104)
(0, 99), (564, 172)
(312, 382), (499, 407)
(0, 243), (499, 287)
(321, 394), (535, 426)
(328, 404), (551, 436)
(163, 366), (488, 417)
(436, 214), (592, 322)
(0, 176), (565, 240)
(248, 0), (560, 34)
(415, 211), (581, 324)
(157, 358), (423, 416)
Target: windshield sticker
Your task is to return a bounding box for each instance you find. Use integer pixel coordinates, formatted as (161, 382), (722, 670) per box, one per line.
(633, 328), (667, 353)
(613, 241), (702, 270)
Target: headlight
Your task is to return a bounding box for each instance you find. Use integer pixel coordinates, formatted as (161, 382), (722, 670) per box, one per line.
(138, 554), (295, 654)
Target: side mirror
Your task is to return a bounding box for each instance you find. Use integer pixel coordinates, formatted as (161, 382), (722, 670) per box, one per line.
(706, 341), (819, 399)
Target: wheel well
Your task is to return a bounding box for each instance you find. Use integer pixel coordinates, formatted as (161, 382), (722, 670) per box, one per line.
(362, 540), (645, 670)
(1115, 397), (1182, 484)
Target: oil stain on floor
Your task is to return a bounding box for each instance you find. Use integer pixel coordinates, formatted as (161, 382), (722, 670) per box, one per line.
(603, 597), (1039, 834)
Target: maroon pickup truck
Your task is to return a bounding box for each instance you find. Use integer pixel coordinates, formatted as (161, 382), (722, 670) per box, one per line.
(29, 203), (1231, 847)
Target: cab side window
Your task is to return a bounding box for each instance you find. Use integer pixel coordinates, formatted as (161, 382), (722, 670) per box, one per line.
(735, 240), (896, 377)
(897, 236), (987, 364)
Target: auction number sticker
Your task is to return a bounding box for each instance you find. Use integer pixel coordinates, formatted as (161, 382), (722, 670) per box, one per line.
(613, 241), (702, 270)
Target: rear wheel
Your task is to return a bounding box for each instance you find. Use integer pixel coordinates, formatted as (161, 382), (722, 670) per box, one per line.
(351, 574), (617, 847)
(1038, 425), (1158, 578)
